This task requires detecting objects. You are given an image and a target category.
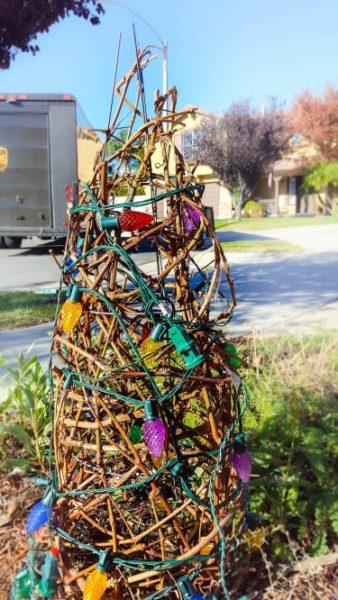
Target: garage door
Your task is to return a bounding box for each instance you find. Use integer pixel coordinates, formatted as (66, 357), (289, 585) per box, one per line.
(202, 182), (220, 217)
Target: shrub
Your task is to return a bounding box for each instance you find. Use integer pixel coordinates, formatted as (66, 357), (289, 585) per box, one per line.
(0, 354), (51, 472)
(243, 199), (262, 218)
(245, 333), (338, 558)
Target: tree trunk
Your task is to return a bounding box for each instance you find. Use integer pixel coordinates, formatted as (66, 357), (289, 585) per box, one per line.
(232, 193), (241, 221)
(325, 183), (333, 215)
(239, 186), (246, 216)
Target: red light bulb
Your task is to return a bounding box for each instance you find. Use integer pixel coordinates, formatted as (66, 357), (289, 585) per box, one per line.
(118, 210), (153, 232)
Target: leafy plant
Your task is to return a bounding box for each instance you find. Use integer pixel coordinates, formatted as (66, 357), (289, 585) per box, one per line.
(302, 161), (338, 214)
(242, 199), (262, 218)
(245, 333), (338, 557)
(0, 354), (51, 472)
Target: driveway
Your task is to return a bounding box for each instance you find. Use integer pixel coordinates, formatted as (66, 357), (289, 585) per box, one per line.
(223, 223), (338, 335)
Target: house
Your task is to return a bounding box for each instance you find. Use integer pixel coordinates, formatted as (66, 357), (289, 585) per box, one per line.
(172, 108), (332, 218)
(172, 109), (233, 218)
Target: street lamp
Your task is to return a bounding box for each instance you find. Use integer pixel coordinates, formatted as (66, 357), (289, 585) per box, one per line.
(108, 1), (168, 115)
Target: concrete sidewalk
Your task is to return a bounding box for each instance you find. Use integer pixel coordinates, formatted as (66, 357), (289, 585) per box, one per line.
(0, 322), (53, 399)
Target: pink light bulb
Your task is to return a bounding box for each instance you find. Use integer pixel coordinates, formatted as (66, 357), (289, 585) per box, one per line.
(142, 418), (168, 458)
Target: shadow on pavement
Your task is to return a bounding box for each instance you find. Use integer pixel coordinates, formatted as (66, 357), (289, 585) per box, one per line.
(12, 239), (65, 257)
(228, 250), (338, 328)
(216, 230), (276, 243)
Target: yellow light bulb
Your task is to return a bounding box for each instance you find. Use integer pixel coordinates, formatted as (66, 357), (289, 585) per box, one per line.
(139, 337), (163, 368)
(200, 543), (214, 555)
(61, 299), (82, 334)
(83, 568), (108, 600)
(243, 528), (265, 549)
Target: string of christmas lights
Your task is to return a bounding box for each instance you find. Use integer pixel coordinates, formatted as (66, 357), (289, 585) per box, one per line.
(12, 46), (254, 600)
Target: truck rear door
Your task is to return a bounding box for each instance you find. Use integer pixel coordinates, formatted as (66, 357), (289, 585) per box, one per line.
(0, 110), (51, 229)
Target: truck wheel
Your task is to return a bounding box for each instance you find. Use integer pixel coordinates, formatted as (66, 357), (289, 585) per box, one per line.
(3, 236), (22, 249)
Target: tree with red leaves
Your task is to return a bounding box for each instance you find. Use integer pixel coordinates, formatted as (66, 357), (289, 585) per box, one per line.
(0, 0), (104, 69)
(289, 86), (338, 161)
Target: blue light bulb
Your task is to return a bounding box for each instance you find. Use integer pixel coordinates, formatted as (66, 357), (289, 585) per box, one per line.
(26, 498), (51, 535)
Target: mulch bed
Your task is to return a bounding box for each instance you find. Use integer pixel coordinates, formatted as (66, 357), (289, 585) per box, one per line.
(0, 470), (336, 599)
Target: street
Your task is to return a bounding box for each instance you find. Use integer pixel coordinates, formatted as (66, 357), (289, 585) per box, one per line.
(0, 224), (337, 385)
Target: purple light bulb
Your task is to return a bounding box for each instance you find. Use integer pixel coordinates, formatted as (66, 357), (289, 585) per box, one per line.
(231, 451), (252, 484)
(143, 418), (168, 458)
(183, 204), (201, 233)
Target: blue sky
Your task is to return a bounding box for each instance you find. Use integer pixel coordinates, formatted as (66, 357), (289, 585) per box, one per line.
(1, 0), (338, 127)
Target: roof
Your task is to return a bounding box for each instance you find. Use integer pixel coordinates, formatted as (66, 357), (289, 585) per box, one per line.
(273, 158), (305, 176)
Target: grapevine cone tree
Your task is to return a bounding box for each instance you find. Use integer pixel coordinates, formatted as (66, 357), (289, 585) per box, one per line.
(48, 48), (251, 599)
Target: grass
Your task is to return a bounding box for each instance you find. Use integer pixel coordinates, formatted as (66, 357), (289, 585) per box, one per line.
(221, 238), (301, 253)
(215, 213), (338, 232)
(0, 291), (57, 330)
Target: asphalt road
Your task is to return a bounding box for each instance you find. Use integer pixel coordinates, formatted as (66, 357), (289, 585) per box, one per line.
(224, 223), (338, 336)
(0, 224), (337, 391)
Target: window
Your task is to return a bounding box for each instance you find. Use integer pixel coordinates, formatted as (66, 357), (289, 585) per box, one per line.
(291, 132), (302, 146)
(182, 130), (200, 160)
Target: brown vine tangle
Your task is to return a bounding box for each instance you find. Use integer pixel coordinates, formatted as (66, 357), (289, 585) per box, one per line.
(51, 47), (245, 599)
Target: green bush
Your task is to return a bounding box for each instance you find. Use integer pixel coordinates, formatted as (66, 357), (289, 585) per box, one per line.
(245, 333), (338, 558)
(243, 199), (262, 218)
(0, 354), (51, 472)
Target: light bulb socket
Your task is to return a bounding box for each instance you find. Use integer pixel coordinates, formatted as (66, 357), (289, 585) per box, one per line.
(38, 551), (59, 597)
(63, 371), (73, 390)
(245, 511), (261, 531)
(101, 215), (119, 230)
(149, 323), (166, 341)
(170, 460), (184, 477)
(183, 346), (205, 370)
(177, 576), (202, 599)
(169, 324), (204, 369)
(169, 323), (193, 352)
(233, 433), (247, 454)
(38, 578), (56, 598)
(168, 324), (204, 368)
(42, 488), (54, 507)
(144, 400), (158, 421)
(97, 550), (110, 572)
(69, 284), (81, 303)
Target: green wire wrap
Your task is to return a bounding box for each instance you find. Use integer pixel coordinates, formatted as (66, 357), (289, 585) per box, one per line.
(42, 181), (250, 600)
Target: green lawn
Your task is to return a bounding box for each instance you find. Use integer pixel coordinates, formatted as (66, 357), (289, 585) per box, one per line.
(215, 214), (338, 232)
(221, 239), (301, 253)
(0, 292), (57, 330)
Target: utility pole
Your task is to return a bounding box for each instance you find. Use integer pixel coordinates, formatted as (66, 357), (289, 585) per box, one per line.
(162, 40), (168, 131)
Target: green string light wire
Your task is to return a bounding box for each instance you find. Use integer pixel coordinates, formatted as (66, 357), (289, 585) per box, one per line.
(54, 523), (216, 572)
(145, 565), (204, 600)
(207, 384), (249, 600)
(70, 182), (205, 213)
(40, 182), (250, 599)
(66, 365), (192, 407)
